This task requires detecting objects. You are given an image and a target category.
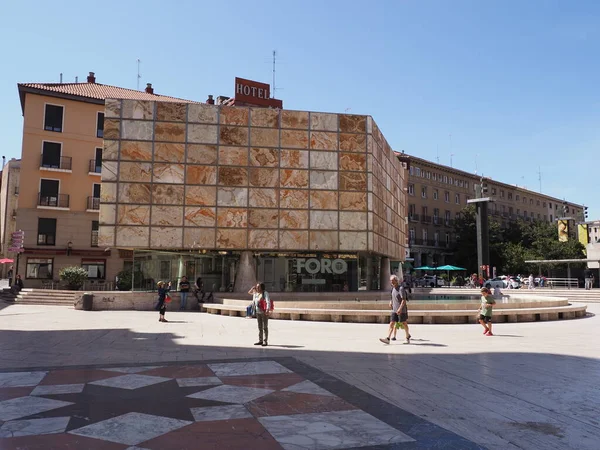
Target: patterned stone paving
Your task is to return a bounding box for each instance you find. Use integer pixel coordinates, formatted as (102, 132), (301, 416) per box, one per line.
(0, 358), (484, 449)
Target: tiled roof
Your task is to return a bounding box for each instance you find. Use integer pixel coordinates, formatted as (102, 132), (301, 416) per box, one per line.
(18, 82), (197, 104)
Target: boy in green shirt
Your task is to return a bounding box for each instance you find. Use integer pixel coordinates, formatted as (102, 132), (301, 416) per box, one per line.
(478, 287), (496, 336)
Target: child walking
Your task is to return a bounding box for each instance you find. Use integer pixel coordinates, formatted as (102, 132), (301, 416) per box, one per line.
(478, 287), (496, 336)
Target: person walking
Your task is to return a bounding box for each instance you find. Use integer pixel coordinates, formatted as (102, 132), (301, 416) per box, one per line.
(478, 287), (496, 336)
(179, 276), (190, 310)
(194, 277), (205, 303)
(380, 275), (411, 345)
(155, 281), (172, 322)
(584, 269), (593, 290)
(251, 283), (271, 347)
(528, 274), (534, 290)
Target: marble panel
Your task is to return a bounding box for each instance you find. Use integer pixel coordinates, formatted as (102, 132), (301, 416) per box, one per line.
(151, 227), (183, 248)
(105, 98), (121, 118)
(310, 190), (338, 210)
(187, 144), (217, 165)
(250, 128), (279, 147)
(310, 151), (338, 170)
(103, 140), (119, 160)
(248, 209), (279, 228)
(119, 183), (151, 204)
(152, 184), (184, 205)
(122, 120), (153, 140)
(156, 102), (187, 122)
(220, 106), (249, 126)
(310, 112), (338, 131)
(280, 210), (308, 229)
(250, 108), (279, 128)
(151, 205), (183, 226)
(185, 185), (217, 206)
(217, 207), (247, 227)
(310, 210), (338, 230)
(281, 129), (309, 149)
(98, 226), (115, 247)
(280, 169), (309, 188)
(0, 396), (72, 422)
(279, 230), (308, 249)
(280, 189), (308, 209)
(188, 384), (273, 404)
(218, 146), (248, 166)
(183, 228), (215, 249)
(100, 182), (117, 203)
(249, 168), (279, 187)
(191, 405), (253, 422)
(250, 147), (279, 167)
(122, 100), (154, 120)
(154, 142), (185, 163)
(217, 187), (248, 207)
(186, 165), (217, 185)
(340, 212), (367, 230)
(119, 162), (152, 183)
(340, 133), (367, 152)
(339, 172), (367, 190)
(120, 141), (152, 161)
(155, 122), (185, 142)
(280, 150), (308, 168)
(218, 167), (248, 186)
(309, 231), (338, 251)
(216, 229), (247, 249)
(220, 126), (249, 146)
(117, 205), (150, 225)
(184, 207), (216, 227)
(282, 380), (336, 397)
(310, 132), (338, 151)
(339, 114), (367, 133)
(116, 226), (149, 247)
(99, 204), (116, 225)
(310, 170), (338, 190)
(103, 118), (120, 139)
(101, 161), (118, 181)
(69, 412), (191, 446)
(188, 103), (218, 123)
(281, 110), (309, 129)
(249, 229), (278, 249)
(339, 231), (368, 251)
(31, 383), (84, 396)
(0, 372), (47, 388)
(340, 152), (366, 171)
(249, 188), (278, 208)
(0, 416), (70, 438)
(153, 163), (184, 184)
(187, 124), (218, 144)
(176, 377), (222, 387)
(208, 361), (292, 377)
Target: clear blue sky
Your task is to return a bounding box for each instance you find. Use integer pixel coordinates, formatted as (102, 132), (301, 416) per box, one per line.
(1, 0), (598, 217)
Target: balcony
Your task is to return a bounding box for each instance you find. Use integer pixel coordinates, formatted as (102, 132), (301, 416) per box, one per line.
(91, 230), (99, 247)
(409, 214), (419, 222)
(421, 215), (432, 224)
(433, 216), (441, 226)
(38, 193), (69, 209)
(87, 197), (100, 211)
(89, 159), (102, 175)
(40, 155), (72, 172)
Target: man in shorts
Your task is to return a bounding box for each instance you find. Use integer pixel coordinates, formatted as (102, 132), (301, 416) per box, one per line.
(380, 275), (411, 344)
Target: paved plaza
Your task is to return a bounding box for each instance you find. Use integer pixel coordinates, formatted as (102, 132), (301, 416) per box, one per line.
(0, 300), (598, 449)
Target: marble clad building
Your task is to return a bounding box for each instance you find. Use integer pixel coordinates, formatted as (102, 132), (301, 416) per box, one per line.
(98, 99), (406, 292)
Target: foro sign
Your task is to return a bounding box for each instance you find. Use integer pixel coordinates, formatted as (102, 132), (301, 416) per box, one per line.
(296, 258), (348, 274)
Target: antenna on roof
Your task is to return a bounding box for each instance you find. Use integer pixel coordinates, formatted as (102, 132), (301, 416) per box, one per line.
(272, 50), (277, 98)
(60, 73), (63, 84)
(538, 166), (542, 193)
(137, 59), (142, 90)
(75, 76), (78, 83)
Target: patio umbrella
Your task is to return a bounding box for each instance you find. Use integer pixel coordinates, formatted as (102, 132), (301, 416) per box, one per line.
(436, 265), (467, 286)
(413, 266), (433, 270)
(0, 258), (13, 264)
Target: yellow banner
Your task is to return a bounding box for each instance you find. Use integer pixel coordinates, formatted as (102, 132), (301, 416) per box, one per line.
(578, 224), (588, 255)
(558, 220), (568, 242)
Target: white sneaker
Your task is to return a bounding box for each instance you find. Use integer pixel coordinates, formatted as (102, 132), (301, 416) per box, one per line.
(403, 338), (410, 344)
(379, 338), (390, 344)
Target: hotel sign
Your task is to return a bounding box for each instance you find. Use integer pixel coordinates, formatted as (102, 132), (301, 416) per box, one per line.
(234, 77), (283, 108)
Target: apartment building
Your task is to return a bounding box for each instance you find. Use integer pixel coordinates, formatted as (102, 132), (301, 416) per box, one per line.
(0, 159), (21, 278)
(405, 155), (583, 268)
(13, 73), (194, 287)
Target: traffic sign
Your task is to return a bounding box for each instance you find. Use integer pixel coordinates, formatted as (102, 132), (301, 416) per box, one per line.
(11, 231), (24, 238)
(10, 239), (23, 245)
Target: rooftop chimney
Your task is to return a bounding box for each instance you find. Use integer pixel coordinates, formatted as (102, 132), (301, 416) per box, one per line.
(145, 83), (154, 94)
(87, 72), (96, 83)
(206, 95), (215, 105)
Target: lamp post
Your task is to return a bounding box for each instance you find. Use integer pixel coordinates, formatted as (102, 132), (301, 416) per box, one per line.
(67, 241), (73, 256)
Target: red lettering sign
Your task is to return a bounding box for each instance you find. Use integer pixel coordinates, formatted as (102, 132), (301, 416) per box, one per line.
(234, 77), (283, 108)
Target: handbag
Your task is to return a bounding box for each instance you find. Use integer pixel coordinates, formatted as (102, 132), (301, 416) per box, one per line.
(165, 294), (172, 303)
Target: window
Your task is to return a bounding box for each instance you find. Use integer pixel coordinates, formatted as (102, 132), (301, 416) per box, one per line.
(537, 213), (541, 219)
(421, 187), (427, 198)
(37, 218), (56, 245)
(434, 231), (440, 245)
(44, 104), (63, 132)
(550, 214), (553, 222)
(465, 182), (469, 190)
(502, 205), (506, 212)
(82, 259), (105, 279)
(523, 197), (526, 204)
(524, 210), (527, 218)
(449, 176), (453, 185)
(91, 220), (99, 247)
(415, 168), (421, 176)
(39, 179), (60, 207)
(455, 193), (460, 204)
(433, 208), (439, 219)
(26, 258), (53, 279)
(432, 173), (437, 181)
(408, 184), (414, 195)
(537, 200), (541, 206)
(409, 166), (414, 176)
(543, 202), (546, 207)
(445, 210), (451, 222)
(426, 171), (431, 179)
(509, 207), (514, 215)
(409, 204), (416, 216)
(492, 188), (497, 195)
(508, 193), (513, 200)
(422, 206), (428, 217)
(444, 191), (450, 202)
(41, 142), (62, 168)
(422, 229), (428, 241)
(160, 260), (171, 279)
(500, 190), (504, 198)
(96, 112), (104, 138)
(409, 228), (415, 241)
(443, 175), (448, 183)
(516, 195), (520, 201)
(530, 199), (533, 205)
(459, 180), (464, 188)
(517, 209), (520, 215)
(433, 189), (438, 200)
(92, 148), (103, 173)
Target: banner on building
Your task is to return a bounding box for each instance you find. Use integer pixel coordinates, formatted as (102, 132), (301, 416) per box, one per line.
(558, 220), (568, 242)
(578, 224), (588, 255)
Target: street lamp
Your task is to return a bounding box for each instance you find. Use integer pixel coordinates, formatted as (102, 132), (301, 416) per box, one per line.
(67, 241), (73, 256)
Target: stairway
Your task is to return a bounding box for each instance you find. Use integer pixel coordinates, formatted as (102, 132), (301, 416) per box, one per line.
(14, 289), (76, 306)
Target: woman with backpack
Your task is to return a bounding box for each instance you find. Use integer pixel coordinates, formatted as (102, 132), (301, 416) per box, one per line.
(251, 283), (271, 347)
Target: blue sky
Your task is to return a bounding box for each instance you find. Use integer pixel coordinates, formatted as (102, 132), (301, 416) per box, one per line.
(1, 0), (598, 216)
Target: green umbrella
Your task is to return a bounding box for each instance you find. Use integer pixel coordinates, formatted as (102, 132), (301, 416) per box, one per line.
(437, 265), (466, 271)
(413, 266), (433, 270)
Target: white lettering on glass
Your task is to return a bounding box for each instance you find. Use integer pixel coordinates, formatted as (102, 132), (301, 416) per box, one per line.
(296, 258), (348, 274)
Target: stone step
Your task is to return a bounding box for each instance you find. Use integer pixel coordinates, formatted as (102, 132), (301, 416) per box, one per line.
(17, 295), (75, 301)
(16, 300), (74, 306)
